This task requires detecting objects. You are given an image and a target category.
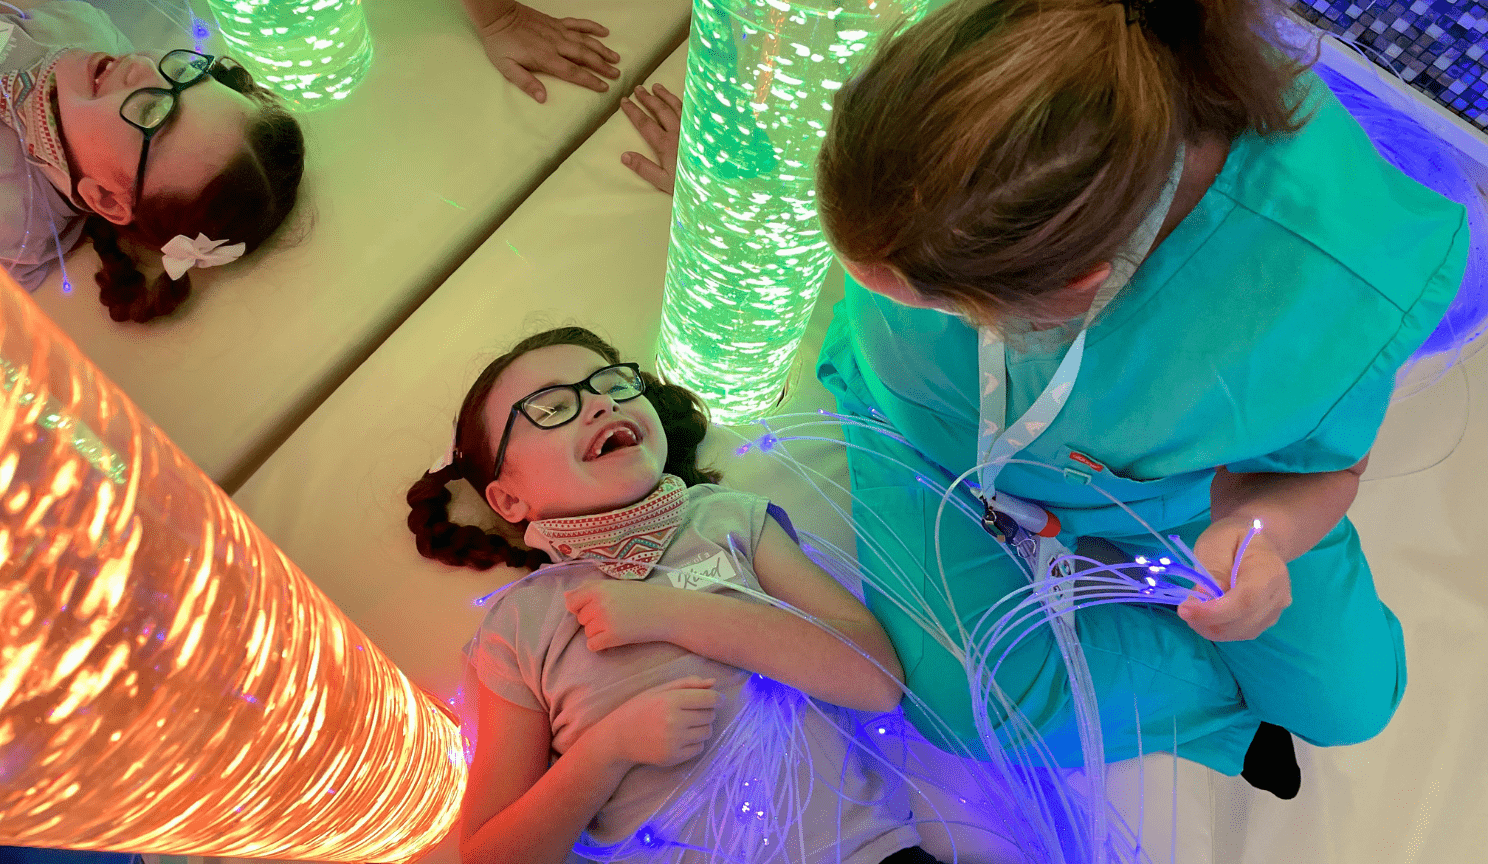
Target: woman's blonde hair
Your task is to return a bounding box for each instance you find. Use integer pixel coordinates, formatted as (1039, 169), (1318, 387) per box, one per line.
(817, 0), (1314, 324)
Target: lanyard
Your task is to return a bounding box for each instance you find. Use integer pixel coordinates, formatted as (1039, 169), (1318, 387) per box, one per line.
(976, 144), (1186, 548)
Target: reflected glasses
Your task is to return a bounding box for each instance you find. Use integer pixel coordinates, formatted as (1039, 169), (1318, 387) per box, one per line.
(120, 50), (234, 204)
(491, 363), (646, 480)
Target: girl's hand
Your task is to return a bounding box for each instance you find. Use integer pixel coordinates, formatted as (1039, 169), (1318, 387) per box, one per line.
(1178, 517), (1293, 642)
(619, 83), (681, 195)
(565, 580), (676, 650)
(477, 2), (621, 103)
(595, 676), (719, 767)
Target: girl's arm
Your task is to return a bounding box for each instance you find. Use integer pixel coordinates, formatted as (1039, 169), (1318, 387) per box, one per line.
(459, 668), (624, 864)
(566, 519), (905, 713)
(459, 668), (719, 864)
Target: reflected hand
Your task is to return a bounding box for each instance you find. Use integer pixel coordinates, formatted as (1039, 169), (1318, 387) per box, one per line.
(479, 2), (621, 103)
(1178, 516), (1292, 642)
(619, 83), (681, 194)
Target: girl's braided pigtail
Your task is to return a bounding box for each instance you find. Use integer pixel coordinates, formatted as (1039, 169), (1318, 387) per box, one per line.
(86, 216), (190, 322)
(406, 465), (549, 571)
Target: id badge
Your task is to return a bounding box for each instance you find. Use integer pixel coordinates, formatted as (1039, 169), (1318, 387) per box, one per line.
(981, 501), (1038, 569)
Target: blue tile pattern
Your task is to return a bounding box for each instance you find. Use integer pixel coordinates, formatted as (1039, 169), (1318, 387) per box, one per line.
(1286, 0), (1488, 130)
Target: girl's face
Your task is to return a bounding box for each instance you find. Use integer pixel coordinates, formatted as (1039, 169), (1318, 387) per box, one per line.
(483, 344), (668, 523)
(53, 49), (257, 223)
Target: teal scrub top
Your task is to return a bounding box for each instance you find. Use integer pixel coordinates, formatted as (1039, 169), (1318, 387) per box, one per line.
(817, 71), (1471, 543)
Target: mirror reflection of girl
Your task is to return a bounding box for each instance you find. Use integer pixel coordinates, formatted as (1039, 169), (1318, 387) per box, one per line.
(1, 0), (304, 322)
(406, 327), (947, 864)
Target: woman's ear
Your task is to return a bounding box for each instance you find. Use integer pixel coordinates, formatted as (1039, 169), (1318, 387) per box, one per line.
(75, 176), (134, 225)
(843, 260), (955, 312)
(1064, 261), (1113, 294)
(485, 481), (531, 524)
(1037, 261), (1113, 320)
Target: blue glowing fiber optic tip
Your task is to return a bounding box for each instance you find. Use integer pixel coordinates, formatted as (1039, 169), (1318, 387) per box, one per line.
(636, 825), (663, 848)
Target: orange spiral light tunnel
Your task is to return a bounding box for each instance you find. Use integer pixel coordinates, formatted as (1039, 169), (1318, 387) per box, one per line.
(0, 271), (466, 861)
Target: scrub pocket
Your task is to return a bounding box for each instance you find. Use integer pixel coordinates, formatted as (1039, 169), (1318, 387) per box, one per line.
(1051, 443), (1175, 529)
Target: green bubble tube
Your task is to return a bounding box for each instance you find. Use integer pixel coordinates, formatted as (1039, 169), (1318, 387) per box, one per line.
(206, 0), (374, 110)
(656, 0), (926, 424)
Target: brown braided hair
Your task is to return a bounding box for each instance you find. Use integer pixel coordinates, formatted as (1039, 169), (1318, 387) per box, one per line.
(85, 60), (305, 323)
(406, 327), (722, 571)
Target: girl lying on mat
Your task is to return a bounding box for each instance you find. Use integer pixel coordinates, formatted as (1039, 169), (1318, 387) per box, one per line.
(406, 326), (945, 864)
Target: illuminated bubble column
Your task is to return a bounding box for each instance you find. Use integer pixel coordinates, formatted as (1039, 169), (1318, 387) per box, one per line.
(656, 0), (925, 424)
(0, 271), (462, 861)
(205, 0), (374, 110)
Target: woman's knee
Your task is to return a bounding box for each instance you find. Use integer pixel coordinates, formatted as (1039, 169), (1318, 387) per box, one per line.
(1257, 524), (1408, 746)
(1295, 682), (1403, 746)
(1293, 617), (1407, 746)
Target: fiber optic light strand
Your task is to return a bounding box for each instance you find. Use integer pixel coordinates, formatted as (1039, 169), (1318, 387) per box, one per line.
(656, 0), (927, 424)
(462, 417), (1210, 864)
(1230, 518), (1263, 585)
(724, 422), (1251, 806)
(717, 422), (1209, 862)
(0, 270), (464, 861)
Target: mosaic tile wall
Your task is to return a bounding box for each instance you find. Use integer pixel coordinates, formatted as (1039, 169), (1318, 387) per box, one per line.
(1288, 0), (1488, 132)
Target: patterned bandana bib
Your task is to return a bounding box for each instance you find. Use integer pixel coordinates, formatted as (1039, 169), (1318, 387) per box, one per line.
(0, 48), (74, 194)
(524, 475), (688, 580)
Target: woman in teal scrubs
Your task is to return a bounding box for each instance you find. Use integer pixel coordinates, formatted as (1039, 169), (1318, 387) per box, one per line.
(812, 0), (1470, 784)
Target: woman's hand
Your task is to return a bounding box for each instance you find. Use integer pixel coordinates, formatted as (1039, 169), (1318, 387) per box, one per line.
(1178, 516), (1293, 641)
(619, 83), (681, 194)
(565, 580), (677, 650)
(470, 0), (621, 103)
(594, 676), (719, 767)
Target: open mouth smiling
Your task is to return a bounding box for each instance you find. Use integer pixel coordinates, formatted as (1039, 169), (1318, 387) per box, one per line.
(584, 421), (643, 461)
(90, 53), (118, 97)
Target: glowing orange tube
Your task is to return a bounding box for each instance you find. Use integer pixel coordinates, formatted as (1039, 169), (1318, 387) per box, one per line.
(0, 271), (464, 861)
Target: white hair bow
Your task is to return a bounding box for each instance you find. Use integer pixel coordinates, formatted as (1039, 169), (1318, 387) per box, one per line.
(430, 439), (456, 475)
(160, 233), (246, 280)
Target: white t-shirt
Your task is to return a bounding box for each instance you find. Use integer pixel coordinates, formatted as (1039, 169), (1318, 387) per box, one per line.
(468, 484), (920, 864)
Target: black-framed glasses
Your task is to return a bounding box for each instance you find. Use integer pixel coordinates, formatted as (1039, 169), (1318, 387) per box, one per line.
(491, 363), (646, 480)
(120, 50), (233, 204)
